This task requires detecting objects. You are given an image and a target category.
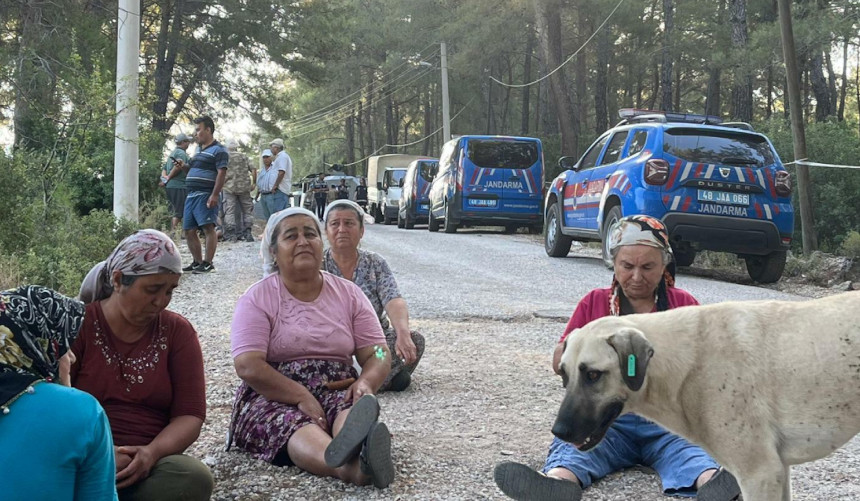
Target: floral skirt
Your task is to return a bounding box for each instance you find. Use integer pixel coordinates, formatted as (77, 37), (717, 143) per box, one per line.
(227, 359), (357, 464)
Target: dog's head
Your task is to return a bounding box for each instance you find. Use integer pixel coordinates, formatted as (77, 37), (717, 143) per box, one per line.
(552, 320), (654, 451)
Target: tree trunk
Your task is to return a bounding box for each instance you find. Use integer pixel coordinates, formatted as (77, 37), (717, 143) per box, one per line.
(765, 65), (773, 118)
(534, 0), (577, 155)
(594, 22), (610, 133)
(367, 77), (376, 153)
(423, 87), (433, 156)
(152, 0), (185, 133)
(838, 36), (848, 121)
(824, 50), (838, 116)
(659, 0), (674, 111)
(345, 112), (356, 165)
(357, 101), (366, 162)
(729, 0), (752, 122)
(385, 81), (395, 150)
(809, 51), (833, 121)
(705, 68), (722, 116)
(521, 25), (534, 135)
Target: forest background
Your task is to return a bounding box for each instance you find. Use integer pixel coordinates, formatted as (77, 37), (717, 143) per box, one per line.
(2, 0), (860, 294)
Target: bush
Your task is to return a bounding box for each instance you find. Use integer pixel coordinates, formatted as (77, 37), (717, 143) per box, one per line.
(839, 231), (860, 258)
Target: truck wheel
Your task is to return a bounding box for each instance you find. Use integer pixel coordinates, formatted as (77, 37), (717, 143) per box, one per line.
(745, 251), (787, 283)
(503, 224), (517, 234)
(672, 248), (697, 267)
(443, 204), (457, 233)
(405, 213), (415, 229)
(545, 202), (573, 257)
(600, 206), (622, 269)
(383, 205), (394, 225)
(397, 211), (405, 228)
(373, 205), (383, 224)
(428, 213), (440, 232)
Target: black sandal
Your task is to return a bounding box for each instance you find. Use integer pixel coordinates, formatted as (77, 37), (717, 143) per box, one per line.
(324, 394), (380, 467)
(494, 462), (583, 501)
(697, 468), (742, 501)
(360, 422), (395, 488)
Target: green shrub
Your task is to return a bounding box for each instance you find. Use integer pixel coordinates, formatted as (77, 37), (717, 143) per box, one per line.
(839, 231), (860, 258)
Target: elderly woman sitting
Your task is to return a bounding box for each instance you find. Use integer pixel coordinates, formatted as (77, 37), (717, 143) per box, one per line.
(228, 208), (395, 488)
(494, 215), (741, 501)
(1, 285), (117, 500)
(322, 200), (425, 391)
(74, 230), (213, 501)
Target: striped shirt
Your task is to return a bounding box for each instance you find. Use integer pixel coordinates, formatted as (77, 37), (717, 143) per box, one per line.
(185, 140), (229, 192)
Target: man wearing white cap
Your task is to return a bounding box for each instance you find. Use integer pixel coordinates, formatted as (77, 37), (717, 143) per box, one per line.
(256, 149), (286, 221)
(269, 137), (293, 206)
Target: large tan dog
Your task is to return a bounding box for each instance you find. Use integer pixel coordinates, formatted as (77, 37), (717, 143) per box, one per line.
(552, 291), (860, 501)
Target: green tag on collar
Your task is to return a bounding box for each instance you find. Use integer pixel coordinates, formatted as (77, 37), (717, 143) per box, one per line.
(627, 354), (636, 377)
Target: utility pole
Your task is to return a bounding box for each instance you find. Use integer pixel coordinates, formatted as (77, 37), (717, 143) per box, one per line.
(441, 42), (451, 143)
(777, 0), (817, 253)
(114, 0), (140, 222)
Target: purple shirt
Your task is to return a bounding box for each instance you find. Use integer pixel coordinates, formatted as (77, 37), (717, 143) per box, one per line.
(231, 272), (385, 365)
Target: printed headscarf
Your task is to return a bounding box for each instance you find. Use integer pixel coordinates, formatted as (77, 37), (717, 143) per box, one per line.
(607, 215), (676, 316)
(261, 207), (321, 276)
(78, 229), (183, 304)
(0, 286), (84, 414)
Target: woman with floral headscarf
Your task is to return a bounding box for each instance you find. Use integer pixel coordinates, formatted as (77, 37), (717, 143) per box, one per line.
(74, 229), (213, 501)
(495, 216), (741, 501)
(229, 207), (396, 489)
(0, 285), (117, 500)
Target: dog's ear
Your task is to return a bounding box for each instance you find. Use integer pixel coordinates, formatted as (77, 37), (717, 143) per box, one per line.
(606, 328), (654, 391)
(559, 338), (569, 388)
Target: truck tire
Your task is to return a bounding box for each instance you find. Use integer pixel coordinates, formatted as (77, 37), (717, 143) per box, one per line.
(600, 205), (622, 269)
(672, 248), (697, 267)
(744, 250), (787, 283)
(428, 213), (440, 232)
(397, 211), (405, 228)
(383, 205), (394, 225)
(545, 202), (573, 257)
(405, 213), (415, 229)
(443, 203), (457, 233)
(373, 204), (383, 224)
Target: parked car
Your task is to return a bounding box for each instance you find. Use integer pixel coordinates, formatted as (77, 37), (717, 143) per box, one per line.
(544, 108), (794, 283)
(428, 135), (544, 234)
(398, 159), (439, 229)
(366, 154), (427, 224)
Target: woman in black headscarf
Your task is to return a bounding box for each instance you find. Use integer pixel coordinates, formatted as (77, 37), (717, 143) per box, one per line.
(0, 285), (117, 500)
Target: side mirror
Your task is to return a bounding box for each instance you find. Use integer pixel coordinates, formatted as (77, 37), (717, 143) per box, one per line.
(377, 181), (383, 190)
(558, 156), (578, 171)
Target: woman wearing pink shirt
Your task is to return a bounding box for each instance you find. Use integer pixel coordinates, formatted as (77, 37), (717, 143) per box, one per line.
(227, 208), (395, 489)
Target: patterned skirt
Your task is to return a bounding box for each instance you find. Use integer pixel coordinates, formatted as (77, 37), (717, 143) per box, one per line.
(227, 359), (357, 464)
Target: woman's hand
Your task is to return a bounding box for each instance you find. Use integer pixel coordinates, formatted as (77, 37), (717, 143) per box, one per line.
(297, 394), (329, 433)
(346, 378), (375, 403)
(115, 445), (158, 489)
(395, 331), (418, 365)
(114, 447), (133, 473)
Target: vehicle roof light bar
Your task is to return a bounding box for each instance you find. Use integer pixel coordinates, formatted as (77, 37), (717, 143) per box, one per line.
(616, 108), (723, 126)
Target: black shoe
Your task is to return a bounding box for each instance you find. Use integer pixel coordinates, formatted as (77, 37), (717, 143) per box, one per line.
(697, 468), (741, 501)
(242, 233), (255, 242)
(324, 394), (380, 467)
(360, 422), (394, 488)
(192, 261), (215, 274)
(494, 462), (582, 501)
(386, 370), (411, 392)
(182, 261), (200, 272)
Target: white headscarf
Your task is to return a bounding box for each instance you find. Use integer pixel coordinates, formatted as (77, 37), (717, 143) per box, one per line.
(322, 199), (365, 223)
(261, 207), (321, 276)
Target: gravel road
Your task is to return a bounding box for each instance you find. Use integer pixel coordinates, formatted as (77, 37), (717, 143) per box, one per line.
(170, 223), (859, 500)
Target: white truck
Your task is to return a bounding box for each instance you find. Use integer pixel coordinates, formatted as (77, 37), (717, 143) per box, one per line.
(366, 154), (427, 224)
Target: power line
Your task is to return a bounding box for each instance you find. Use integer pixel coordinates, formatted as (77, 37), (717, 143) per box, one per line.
(489, 0), (626, 89)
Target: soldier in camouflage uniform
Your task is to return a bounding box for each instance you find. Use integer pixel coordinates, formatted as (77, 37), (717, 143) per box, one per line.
(223, 139), (257, 242)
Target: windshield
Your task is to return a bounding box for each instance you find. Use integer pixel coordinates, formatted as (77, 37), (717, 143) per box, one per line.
(467, 140), (539, 169)
(418, 161), (438, 181)
(663, 128), (775, 166)
(384, 169), (407, 187)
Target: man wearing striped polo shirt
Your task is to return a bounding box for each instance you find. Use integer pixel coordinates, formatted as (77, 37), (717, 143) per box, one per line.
(174, 115), (229, 273)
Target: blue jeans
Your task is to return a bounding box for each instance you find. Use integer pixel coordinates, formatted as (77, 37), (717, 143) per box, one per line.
(259, 191), (289, 221)
(543, 414), (719, 496)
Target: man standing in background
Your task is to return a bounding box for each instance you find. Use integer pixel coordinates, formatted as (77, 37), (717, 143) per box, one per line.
(269, 137), (293, 207)
(256, 149), (287, 222)
(223, 139), (256, 242)
(174, 115), (228, 274)
(160, 133), (192, 235)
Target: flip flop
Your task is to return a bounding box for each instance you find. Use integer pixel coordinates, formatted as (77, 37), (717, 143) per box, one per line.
(324, 394), (380, 467)
(360, 422), (395, 488)
(493, 462), (583, 501)
(697, 468), (742, 501)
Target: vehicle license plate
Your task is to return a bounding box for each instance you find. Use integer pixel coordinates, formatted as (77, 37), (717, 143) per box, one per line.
(420, 203), (429, 211)
(468, 198), (497, 207)
(696, 189), (749, 206)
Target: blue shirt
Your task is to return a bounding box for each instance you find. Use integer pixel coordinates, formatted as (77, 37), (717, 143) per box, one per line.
(0, 382), (117, 500)
(185, 140), (229, 193)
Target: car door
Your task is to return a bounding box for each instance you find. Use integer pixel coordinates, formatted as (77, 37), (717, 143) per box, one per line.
(563, 134), (610, 229)
(430, 140), (458, 218)
(584, 130), (630, 230)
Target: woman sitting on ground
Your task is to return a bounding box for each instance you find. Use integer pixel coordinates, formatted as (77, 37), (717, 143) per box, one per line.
(228, 208), (395, 488)
(494, 215), (741, 501)
(321, 199), (425, 391)
(0, 285), (117, 500)
(74, 229), (213, 501)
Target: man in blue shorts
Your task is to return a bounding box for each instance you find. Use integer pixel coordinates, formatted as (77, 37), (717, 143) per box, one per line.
(174, 115), (229, 274)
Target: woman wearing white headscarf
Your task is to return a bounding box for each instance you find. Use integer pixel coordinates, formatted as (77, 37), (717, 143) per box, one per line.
(74, 229), (213, 501)
(228, 208), (396, 489)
